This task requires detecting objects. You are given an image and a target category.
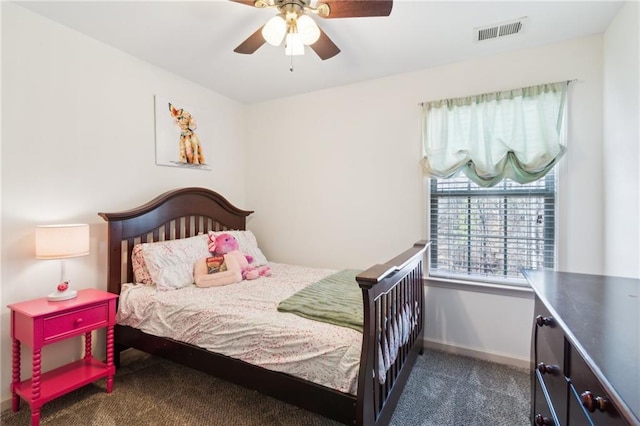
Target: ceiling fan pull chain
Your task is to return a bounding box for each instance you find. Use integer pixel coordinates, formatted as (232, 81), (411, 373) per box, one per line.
(290, 54), (294, 72)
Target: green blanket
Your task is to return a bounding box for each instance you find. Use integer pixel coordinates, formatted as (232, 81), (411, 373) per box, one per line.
(277, 269), (363, 332)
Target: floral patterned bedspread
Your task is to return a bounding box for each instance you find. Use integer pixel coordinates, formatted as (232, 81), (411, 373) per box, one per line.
(116, 262), (363, 395)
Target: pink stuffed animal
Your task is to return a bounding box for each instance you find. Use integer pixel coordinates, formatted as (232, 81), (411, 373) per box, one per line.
(209, 233), (270, 280)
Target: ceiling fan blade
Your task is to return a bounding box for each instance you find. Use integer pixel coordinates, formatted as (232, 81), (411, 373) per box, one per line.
(229, 0), (258, 6)
(310, 28), (340, 60)
(234, 26), (266, 54)
(319, 0), (393, 18)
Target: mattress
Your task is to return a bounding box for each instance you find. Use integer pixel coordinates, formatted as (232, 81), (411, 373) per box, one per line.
(116, 262), (363, 395)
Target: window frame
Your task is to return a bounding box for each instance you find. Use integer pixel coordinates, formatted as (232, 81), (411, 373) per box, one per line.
(427, 171), (557, 287)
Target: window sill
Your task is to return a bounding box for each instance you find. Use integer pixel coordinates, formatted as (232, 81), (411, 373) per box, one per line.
(423, 276), (534, 299)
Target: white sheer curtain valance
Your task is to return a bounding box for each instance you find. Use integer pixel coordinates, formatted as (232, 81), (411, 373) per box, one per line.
(421, 81), (568, 187)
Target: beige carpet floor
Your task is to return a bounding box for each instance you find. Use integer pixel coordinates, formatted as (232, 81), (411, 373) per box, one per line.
(1, 348), (530, 425)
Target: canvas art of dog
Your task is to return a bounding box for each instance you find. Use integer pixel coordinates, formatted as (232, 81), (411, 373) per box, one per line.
(169, 103), (205, 165)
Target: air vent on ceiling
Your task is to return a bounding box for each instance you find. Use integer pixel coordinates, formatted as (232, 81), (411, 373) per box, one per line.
(475, 17), (527, 42)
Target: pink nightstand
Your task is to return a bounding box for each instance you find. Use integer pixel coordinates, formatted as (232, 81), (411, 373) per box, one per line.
(8, 288), (118, 426)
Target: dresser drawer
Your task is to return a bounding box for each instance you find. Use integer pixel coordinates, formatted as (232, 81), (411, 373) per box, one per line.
(534, 372), (559, 426)
(534, 299), (565, 370)
(43, 304), (109, 341)
(569, 348), (625, 425)
(537, 366), (568, 425)
(568, 384), (597, 426)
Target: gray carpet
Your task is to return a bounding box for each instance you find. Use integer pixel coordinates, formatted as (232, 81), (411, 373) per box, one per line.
(1, 348), (530, 425)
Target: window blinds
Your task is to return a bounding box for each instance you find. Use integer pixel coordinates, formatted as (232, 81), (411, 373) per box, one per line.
(429, 171), (556, 284)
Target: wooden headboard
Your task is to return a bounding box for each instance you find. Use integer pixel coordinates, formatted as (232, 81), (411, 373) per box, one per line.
(98, 187), (253, 295)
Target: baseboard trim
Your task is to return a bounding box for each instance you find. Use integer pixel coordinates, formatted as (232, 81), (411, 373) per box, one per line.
(1, 397), (11, 413)
(423, 338), (530, 369)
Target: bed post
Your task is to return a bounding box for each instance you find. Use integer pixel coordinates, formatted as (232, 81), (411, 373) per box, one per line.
(104, 220), (124, 295)
(355, 241), (429, 425)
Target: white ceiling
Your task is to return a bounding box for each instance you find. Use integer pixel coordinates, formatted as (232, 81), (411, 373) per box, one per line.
(15, 0), (624, 104)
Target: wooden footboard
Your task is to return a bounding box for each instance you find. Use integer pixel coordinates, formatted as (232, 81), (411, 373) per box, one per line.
(356, 241), (429, 426)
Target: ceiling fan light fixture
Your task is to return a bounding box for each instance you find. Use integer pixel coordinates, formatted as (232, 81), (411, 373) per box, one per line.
(232, 0), (393, 60)
(262, 15), (287, 46)
(285, 32), (305, 56)
(297, 14), (320, 45)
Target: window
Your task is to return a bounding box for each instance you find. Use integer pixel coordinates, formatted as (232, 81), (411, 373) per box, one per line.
(429, 171), (556, 286)
(421, 81), (568, 286)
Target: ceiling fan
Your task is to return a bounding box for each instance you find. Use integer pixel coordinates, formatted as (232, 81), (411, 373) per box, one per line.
(231, 0), (393, 60)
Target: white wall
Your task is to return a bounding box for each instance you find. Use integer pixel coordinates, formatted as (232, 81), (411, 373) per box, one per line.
(245, 36), (605, 364)
(603, 1), (640, 279)
(1, 3), (247, 406)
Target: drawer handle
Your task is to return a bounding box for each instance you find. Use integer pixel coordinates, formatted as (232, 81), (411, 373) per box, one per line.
(580, 390), (610, 413)
(535, 315), (555, 327)
(74, 318), (84, 327)
(537, 362), (559, 375)
(534, 413), (554, 425)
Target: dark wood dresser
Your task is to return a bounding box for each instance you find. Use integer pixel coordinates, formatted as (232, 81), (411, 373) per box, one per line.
(523, 270), (639, 426)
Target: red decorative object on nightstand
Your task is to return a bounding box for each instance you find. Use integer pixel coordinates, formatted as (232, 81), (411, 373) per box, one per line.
(8, 288), (118, 426)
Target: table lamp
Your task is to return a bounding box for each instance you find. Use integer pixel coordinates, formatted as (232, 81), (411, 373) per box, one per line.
(35, 223), (90, 301)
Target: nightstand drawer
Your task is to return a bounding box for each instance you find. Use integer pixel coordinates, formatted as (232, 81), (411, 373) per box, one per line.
(43, 304), (108, 341)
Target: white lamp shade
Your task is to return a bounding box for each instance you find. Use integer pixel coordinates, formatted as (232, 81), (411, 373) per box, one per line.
(35, 224), (90, 259)
(262, 15), (287, 46)
(285, 32), (305, 56)
(297, 15), (320, 45)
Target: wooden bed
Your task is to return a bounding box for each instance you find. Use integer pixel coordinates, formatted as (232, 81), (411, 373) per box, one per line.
(98, 187), (428, 425)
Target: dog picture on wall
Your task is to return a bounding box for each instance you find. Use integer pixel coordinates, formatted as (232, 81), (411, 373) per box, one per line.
(154, 95), (212, 170)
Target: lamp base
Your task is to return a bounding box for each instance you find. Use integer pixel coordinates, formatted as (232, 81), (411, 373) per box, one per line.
(47, 289), (78, 302)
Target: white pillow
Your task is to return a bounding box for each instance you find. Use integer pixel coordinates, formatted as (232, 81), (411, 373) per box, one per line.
(132, 234), (210, 291)
(207, 230), (268, 267)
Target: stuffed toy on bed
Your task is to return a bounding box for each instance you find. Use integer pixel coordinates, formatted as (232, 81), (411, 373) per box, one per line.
(194, 252), (243, 287)
(208, 232), (271, 280)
